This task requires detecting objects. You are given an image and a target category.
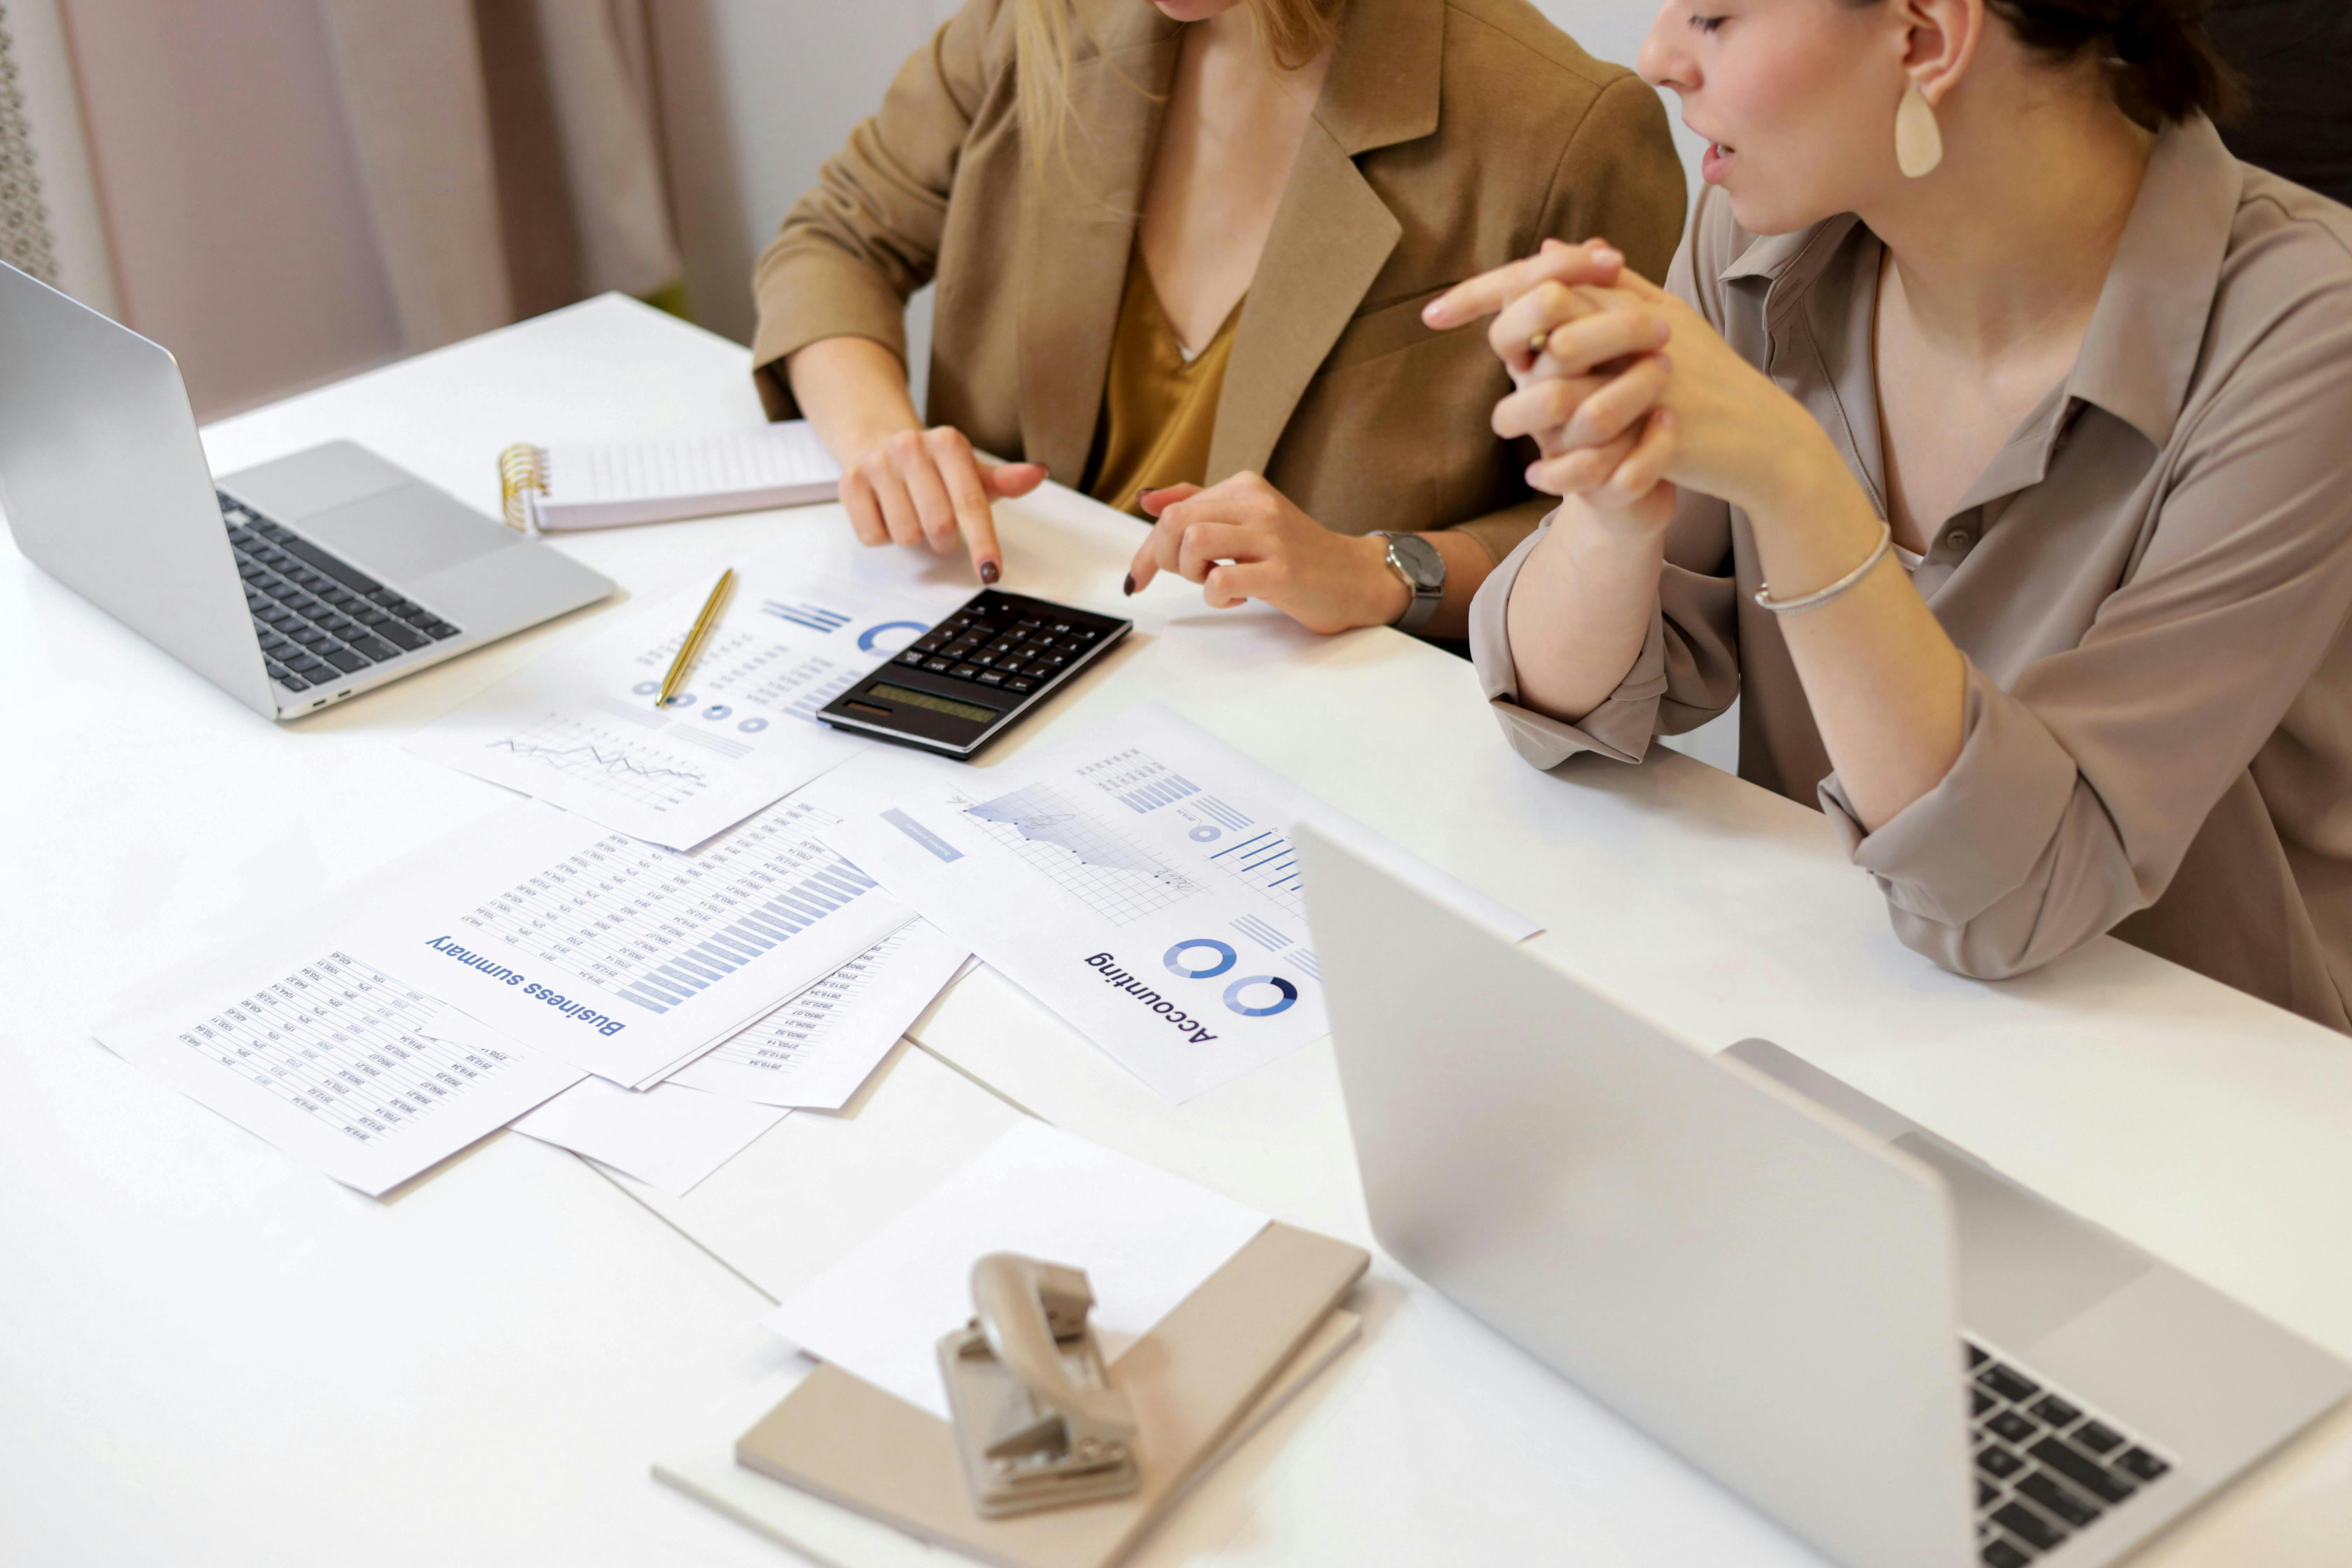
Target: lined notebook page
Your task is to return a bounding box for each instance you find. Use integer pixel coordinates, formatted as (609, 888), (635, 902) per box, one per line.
(548, 422), (840, 503)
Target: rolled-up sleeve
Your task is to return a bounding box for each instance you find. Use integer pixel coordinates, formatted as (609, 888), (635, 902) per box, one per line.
(1469, 517), (1674, 766)
(1820, 266), (2352, 980)
(749, 0), (1003, 418)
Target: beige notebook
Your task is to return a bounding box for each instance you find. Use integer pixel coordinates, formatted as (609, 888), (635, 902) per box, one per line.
(726, 1222), (1369, 1568)
(654, 1306), (1361, 1568)
(498, 421), (841, 532)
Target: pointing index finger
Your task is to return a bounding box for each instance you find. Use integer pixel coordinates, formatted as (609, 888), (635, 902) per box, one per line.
(1422, 239), (1625, 330)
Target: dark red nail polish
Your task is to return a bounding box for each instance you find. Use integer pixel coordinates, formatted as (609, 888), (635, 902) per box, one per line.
(1122, 573), (1136, 596)
(980, 560), (1000, 584)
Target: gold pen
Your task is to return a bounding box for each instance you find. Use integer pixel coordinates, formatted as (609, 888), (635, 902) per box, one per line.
(656, 568), (736, 708)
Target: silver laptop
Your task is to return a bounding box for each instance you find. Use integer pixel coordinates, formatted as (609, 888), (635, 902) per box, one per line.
(1297, 824), (2351, 1568)
(0, 261), (612, 718)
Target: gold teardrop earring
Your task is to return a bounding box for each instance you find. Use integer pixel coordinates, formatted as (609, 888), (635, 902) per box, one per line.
(1895, 80), (1944, 178)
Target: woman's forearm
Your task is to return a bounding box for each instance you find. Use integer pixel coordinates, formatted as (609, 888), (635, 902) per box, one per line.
(1749, 457), (1967, 831)
(784, 336), (922, 464)
(1504, 499), (1671, 722)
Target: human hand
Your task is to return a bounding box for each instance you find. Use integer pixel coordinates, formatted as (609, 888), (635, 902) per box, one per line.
(1123, 474), (1410, 635)
(838, 425), (1045, 583)
(1421, 236), (1628, 349)
(1490, 269), (1827, 517)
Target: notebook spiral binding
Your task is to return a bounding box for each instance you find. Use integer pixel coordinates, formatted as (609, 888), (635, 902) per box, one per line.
(498, 442), (548, 533)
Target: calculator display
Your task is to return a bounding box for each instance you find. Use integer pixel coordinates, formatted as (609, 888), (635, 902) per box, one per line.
(865, 681), (1000, 724)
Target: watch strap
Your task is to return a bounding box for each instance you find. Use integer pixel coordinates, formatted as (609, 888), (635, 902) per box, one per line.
(1377, 532), (1444, 635)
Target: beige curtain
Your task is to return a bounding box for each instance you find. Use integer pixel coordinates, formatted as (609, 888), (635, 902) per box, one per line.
(320, 0), (682, 353)
(0, 1), (61, 284)
(56, 0), (684, 413)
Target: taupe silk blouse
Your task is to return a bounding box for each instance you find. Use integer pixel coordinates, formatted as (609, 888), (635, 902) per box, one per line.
(1470, 117), (2352, 1030)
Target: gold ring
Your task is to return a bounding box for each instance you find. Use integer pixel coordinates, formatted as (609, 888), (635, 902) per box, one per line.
(1528, 329), (1550, 355)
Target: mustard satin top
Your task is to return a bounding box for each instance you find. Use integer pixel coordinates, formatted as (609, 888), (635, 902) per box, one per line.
(1084, 247), (1243, 516)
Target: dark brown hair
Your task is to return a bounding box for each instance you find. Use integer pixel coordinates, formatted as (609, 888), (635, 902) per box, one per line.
(1857, 1), (2244, 127)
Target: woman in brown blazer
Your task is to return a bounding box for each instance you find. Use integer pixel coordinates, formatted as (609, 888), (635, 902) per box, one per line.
(753, 0), (1685, 639)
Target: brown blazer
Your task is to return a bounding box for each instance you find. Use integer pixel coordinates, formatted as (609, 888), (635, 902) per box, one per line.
(750, 0), (1685, 562)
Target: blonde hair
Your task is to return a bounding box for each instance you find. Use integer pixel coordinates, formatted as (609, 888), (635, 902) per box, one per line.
(1015, 0), (1342, 173)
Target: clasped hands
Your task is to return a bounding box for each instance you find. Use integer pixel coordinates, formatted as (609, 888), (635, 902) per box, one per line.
(1423, 238), (1815, 529)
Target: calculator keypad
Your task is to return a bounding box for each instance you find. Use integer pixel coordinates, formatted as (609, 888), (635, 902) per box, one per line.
(891, 596), (1109, 699)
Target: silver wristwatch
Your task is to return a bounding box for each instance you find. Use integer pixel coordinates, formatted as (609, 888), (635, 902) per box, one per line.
(1375, 532), (1445, 634)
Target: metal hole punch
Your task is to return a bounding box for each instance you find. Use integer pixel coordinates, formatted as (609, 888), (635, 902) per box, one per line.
(938, 1253), (1141, 1517)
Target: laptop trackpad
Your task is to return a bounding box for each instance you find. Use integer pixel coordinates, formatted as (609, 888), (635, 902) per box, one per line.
(297, 483), (518, 584)
(1891, 1132), (2152, 1349)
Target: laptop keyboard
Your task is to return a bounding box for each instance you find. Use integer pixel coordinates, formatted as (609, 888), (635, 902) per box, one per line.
(220, 491), (460, 695)
(1967, 1338), (2171, 1565)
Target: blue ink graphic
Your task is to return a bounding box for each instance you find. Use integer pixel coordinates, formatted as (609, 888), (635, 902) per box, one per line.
(1164, 938), (1237, 980)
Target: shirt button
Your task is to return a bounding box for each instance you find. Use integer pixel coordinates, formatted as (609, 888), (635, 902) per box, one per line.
(1944, 528), (1973, 553)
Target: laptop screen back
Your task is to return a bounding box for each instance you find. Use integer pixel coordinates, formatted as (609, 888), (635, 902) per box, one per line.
(1297, 822), (1975, 1568)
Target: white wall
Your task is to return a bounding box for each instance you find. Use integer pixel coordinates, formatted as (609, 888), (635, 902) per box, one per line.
(652, 0), (960, 404)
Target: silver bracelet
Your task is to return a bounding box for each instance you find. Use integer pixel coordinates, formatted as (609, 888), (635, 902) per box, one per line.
(1752, 520), (1894, 614)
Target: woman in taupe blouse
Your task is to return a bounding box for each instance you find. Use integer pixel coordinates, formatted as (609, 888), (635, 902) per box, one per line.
(1426, 0), (2352, 1028)
(755, 0), (1684, 638)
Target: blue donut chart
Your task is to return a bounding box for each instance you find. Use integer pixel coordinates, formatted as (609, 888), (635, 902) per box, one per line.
(858, 620), (930, 654)
(1223, 975), (1298, 1017)
(1163, 938), (1237, 980)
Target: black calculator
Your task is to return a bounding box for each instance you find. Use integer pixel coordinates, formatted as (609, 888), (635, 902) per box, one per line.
(816, 589), (1132, 758)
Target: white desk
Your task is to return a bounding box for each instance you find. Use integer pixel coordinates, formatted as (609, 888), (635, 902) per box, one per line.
(6, 297), (2348, 1566)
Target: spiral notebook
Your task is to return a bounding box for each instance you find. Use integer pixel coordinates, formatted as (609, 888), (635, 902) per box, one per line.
(497, 420), (841, 532)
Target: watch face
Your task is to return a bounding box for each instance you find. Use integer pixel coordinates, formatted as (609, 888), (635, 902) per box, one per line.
(1389, 533), (1445, 592)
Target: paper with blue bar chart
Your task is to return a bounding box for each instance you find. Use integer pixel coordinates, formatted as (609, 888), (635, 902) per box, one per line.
(406, 552), (968, 849)
(338, 797), (916, 1088)
(826, 704), (1540, 1101)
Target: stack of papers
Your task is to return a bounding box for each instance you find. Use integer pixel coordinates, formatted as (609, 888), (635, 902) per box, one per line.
(95, 544), (1536, 1197)
(95, 796), (971, 1196)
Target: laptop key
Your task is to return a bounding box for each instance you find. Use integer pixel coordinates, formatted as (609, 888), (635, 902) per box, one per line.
(2027, 1395), (2079, 1428)
(1990, 1502), (2067, 1554)
(1980, 1540), (2031, 1568)
(2071, 1421), (2124, 1456)
(320, 646), (371, 673)
(1970, 1388), (1996, 1419)
(273, 532), (386, 594)
(1975, 1477), (1998, 1510)
(1986, 1410), (2037, 1444)
(1975, 1445), (2026, 1480)
(2026, 1437), (2136, 1504)
(422, 620), (461, 640)
(1977, 1365), (2040, 1404)
(2114, 1447), (2169, 1483)
(2016, 1472), (2102, 1528)
(374, 621), (427, 652)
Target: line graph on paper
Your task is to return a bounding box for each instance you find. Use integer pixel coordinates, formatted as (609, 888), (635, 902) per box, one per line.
(962, 781), (1196, 926)
(485, 715), (712, 813)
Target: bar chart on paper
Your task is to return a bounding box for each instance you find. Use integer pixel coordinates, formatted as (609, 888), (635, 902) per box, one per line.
(672, 920), (969, 1109)
(339, 799), (917, 1087)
